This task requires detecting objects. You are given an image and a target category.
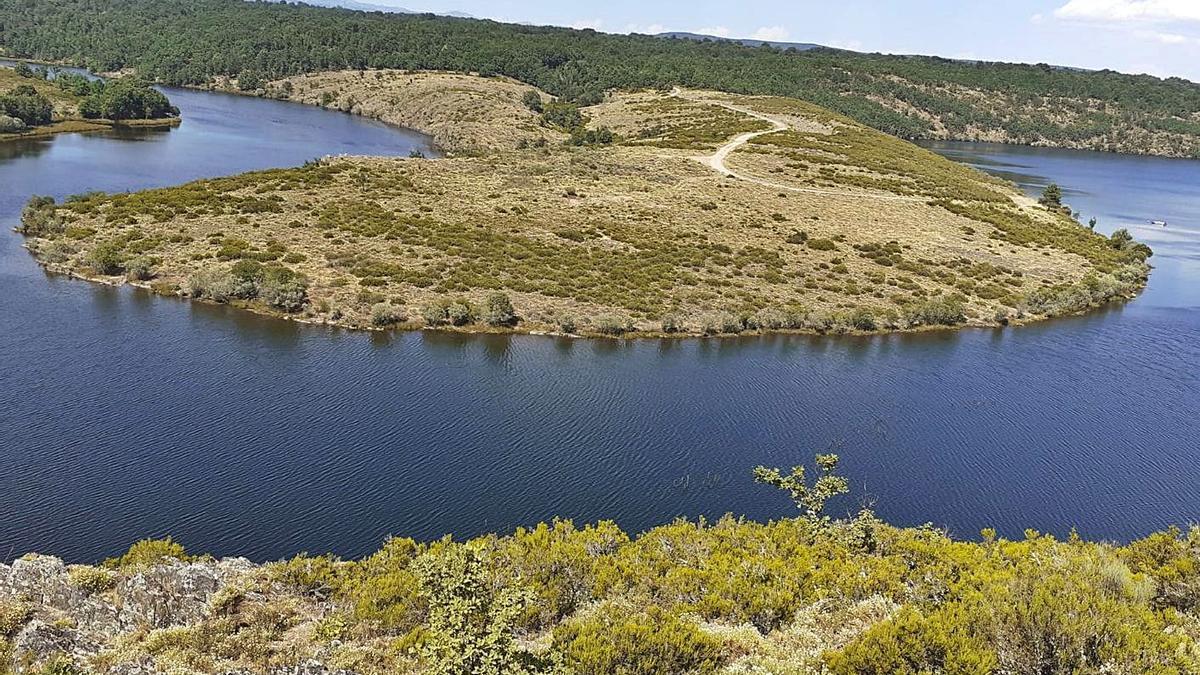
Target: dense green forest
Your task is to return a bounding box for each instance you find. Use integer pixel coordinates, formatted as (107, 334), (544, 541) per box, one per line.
(2, 0), (1200, 155)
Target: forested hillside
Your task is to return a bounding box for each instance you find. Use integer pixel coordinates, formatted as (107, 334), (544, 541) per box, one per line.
(2, 0), (1200, 156)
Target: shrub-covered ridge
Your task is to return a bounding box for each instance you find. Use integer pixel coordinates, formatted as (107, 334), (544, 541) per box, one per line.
(3, 498), (1199, 672)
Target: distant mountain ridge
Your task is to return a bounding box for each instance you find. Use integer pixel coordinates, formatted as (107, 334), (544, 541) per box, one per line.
(656, 31), (826, 52)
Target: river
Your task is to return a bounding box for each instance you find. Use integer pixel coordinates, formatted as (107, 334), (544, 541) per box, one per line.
(1, 80), (1197, 562)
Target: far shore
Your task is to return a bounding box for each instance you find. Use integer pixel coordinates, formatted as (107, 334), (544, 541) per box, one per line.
(0, 116), (181, 143)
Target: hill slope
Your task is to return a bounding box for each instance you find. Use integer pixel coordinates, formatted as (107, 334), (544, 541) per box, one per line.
(2, 0), (1200, 157)
(2, 514), (1199, 673)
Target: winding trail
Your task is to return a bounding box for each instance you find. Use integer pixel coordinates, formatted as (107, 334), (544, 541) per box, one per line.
(673, 89), (926, 203)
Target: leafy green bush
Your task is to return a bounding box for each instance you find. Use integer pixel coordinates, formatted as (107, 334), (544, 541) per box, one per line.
(903, 297), (966, 327)
(67, 566), (117, 595)
(593, 315), (633, 336)
(187, 268), (237, 303)
(0, 601), (32, 637)
(18, 196), (63, 236)
(258, 267), (308, 312)
(105, 537), (190, 569)
(0, 84), (52, 125)
(446, 299), (474, 326)
(552, 603), (724, 675)
(124, 256), (154, 281)
(481, 292), (516, 326)
(521, 89), (543, 113)
(415, 544), (528, 675)
(421, 303), (449, 326)
(371, 302), (405, 327)
(84, 240), (125, 275)
(80, 78), (178, 120)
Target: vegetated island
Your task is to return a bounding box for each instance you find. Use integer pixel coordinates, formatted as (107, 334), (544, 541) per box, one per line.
(2, 456), (1198, 673)
(4, 0), (1200, 158)
(0, 62), (179, 140)
(17, 71), (1152, 337)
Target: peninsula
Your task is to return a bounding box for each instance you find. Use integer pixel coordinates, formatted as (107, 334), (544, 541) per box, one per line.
(18, 71), (1151, 336)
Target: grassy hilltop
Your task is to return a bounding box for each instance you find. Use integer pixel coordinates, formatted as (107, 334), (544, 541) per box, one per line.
(3, 459), (1200, 673)
(3, 0), (1200, 157)
(18, 71), (1150, 336)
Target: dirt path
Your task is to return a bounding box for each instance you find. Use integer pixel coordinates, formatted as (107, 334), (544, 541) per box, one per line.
(674, 89), (925, 203)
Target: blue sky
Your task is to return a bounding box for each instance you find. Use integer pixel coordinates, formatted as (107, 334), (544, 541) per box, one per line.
(376, 0), (1200, 81)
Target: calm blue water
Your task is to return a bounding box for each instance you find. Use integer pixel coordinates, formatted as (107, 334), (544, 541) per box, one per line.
(1, 87), (1197, 563)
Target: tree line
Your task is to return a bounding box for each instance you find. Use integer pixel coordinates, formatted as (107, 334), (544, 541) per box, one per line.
(1, 0), (1199, 152)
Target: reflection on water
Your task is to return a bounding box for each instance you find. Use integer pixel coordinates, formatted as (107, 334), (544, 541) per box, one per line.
(0, 89), (1198, 562)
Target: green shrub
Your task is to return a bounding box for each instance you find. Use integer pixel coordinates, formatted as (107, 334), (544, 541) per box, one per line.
(556, 314), (578, 334)
(18, 196), (64, 236)
(186, 267), (237, 303)
(416, 544), (529, 675)
(848, 308), (877, 331)
(106, 537), (190, 569)
(552, 603), (724, 675)
(697, 311), (743, 335)
(446, 300), (474, 326)
(371, 302), (405, 327)
(808, 238), (838, 251)
(659, 314), (684, 333)
(421, 303), (449, 326)
(521, 89), (543, 113)
(0, 113), (26, 133)
(904, 297), (966, 327)
(0, 601), (32, 637)
(124, 256), (154, 282)
(67, 566), (118, 595)
(481, 292), (516, 326)
(0, 85), (52, 125)
(594, 315), (633, 336)
(84, 240), (125, 275)
(259, 267), (308, 312)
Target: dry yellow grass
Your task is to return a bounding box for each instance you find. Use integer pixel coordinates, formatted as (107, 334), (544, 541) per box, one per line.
(257, 70), (567, 155)
(20, 75), (1148, 337)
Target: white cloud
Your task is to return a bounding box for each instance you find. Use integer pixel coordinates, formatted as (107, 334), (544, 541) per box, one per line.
(750, 26), (790, 42)
(1054, 1), (1200, 23)
(570, 18), (604, 30)
(622, 23), (666, 35)
(692, 26), (732, 38)
(1030, 13), (1046, 24)
(1134, 28), (1192, 43)
(826, 38), (864, 51)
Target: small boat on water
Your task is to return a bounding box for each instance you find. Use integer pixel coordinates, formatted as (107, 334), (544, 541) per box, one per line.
(1151, 220), (1167, 227)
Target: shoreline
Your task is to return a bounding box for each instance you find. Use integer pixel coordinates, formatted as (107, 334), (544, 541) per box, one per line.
(24, 243), (1148, 341)
(0, 116), (181, 143)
